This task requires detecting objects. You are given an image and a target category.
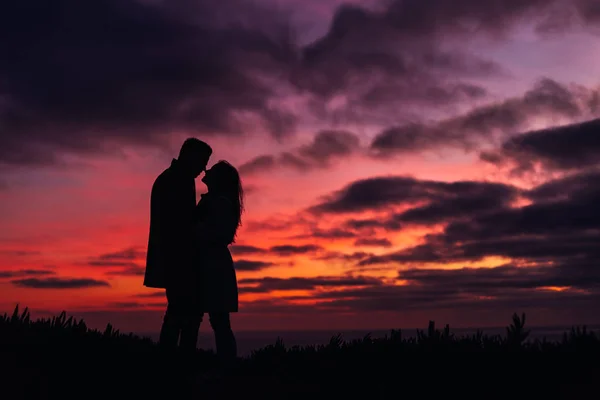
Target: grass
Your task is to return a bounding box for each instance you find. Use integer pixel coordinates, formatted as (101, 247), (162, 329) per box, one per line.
(1, 305), (599, 399)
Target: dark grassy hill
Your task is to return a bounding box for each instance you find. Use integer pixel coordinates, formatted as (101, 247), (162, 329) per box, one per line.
(1, 306), (599, 399)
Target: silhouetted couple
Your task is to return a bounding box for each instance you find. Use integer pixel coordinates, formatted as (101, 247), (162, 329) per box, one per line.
(143, 138), (243, 367)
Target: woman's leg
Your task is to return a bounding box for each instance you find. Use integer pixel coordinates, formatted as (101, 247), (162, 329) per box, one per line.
(208, 312), (237, 365)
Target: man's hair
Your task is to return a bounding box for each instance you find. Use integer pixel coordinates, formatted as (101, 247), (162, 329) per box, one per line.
(179, 138), (212, 159)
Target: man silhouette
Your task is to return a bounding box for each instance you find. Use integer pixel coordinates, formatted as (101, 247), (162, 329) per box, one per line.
(144, 138), (212, 351)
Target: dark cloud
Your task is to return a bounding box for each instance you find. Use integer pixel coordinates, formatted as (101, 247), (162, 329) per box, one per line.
(481, 118), (600, 173)
(297, 130), (361, 164)
(292, 227), (358, 240)
(87, 247), (145, 268)
(535, 0), (600, 33)
(362, 231), (600, 267)
(294, 0), (600, 123)
(239, 130), (361, 176)
(344, 217), (403, 231)
(12, 277), (110, 289)
(3, 0), (600, 169)
(310, 176), (422, 213)
(314, 251), (374, 263)
(0, 269), (55, 279)
(309, 228), (358, 239)
(86, 247), (145, 277)
(106, 302), (146, 309)
(104, 265), (145, 277)
(0, 0), (296, 167)
(359, 170), (600, 269)
(0, 250), (41, 257)
(310, 175), (519, 220)
(238, 299), (322, 314)
(316, 270), (600, 315)
(360, 82), (488, 112)
(234, 259), (276, 271)
(269, 244), (324, 256)
(527, 169), (600, 202)
(297, 259), (600, 315)
(136, 291), (165, 299)
(354, 238), (393, 248)
(244, 216), (302, 233)
(238, 155), (277, 176)
(241, 261), (600, 318)
(370, 79), (599, 157)
(230, 244), (268, 256)
(105, 301), (165, 309)
(238, 275), (382, 293)
(396, 264), (600, 292)
(88, 260), (140, 268)
(295, 2), (508, 104)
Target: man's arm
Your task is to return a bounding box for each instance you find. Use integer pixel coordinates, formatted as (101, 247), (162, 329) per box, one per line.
(195, 197), (236, 245)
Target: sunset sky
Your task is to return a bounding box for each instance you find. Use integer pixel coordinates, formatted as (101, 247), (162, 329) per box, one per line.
(2, 0), (600, 333)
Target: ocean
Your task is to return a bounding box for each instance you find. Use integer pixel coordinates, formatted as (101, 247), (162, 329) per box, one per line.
(139, 325), (600, 356)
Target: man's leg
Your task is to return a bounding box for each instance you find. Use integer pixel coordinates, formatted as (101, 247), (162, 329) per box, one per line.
(158, 288), (182, 349)
(179, 310), (203, 353)
(209, 312), (237, 366)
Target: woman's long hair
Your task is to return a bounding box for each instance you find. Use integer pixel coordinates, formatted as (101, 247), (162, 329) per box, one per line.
(210, 160), (244, 239)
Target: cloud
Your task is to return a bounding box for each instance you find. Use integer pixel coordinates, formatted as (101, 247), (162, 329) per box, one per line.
(295, 2), (507, 101)
(292, 0), (600, 125)
(239, 130), (361, 175)
(354, 238), (393, 248)
(12, 277), (110, 289)
(244, 216), (298, 233)
(481, 118), (600, 173)
(299, 228), (358, 239)
(297, 130), (361, 162)
(0, 269), (55, 279)
(237, 299), (321, 314)
(314, 267), (600, 314)
(238, 275), (382, 293)
(0, 250), (42, 257)
(238, 155), (277, 176)
(309, 175), (519, 219)
(241, 262), (600, 318)
(87, 247), (145, 267)
(234, 259), (276, 271)
(104, 265), (146, 277)
(237, 78), (600, 176)
(105, 301), (165, 309)
(0, 0), (297, 167)
(3, 0), (600, 169)
(396, 264), (600, 291)
(86, 247), (146, 276)
(269, 244), (324, 256)
(344, 217), (403, 231)
(230, 245), (268, 256)
(136, 291), (165, 299)
(359, 169), (600, 268)
(315, 251), (374, 263)
(370, 79), (599, 157)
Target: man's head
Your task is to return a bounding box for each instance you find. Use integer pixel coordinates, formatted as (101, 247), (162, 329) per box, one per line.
(178, 138), (212, 178)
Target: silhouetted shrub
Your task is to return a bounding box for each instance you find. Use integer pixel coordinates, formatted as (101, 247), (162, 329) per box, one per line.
(2, 304), (599, 399)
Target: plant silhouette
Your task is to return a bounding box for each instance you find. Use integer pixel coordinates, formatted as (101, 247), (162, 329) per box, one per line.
(2, 305), (599, 399)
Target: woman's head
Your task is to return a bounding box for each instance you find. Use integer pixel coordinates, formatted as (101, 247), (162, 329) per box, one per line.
(202, 160), (244, 231)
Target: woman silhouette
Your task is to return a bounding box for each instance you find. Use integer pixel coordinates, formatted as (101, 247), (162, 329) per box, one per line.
(194, 160), (243, 366)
